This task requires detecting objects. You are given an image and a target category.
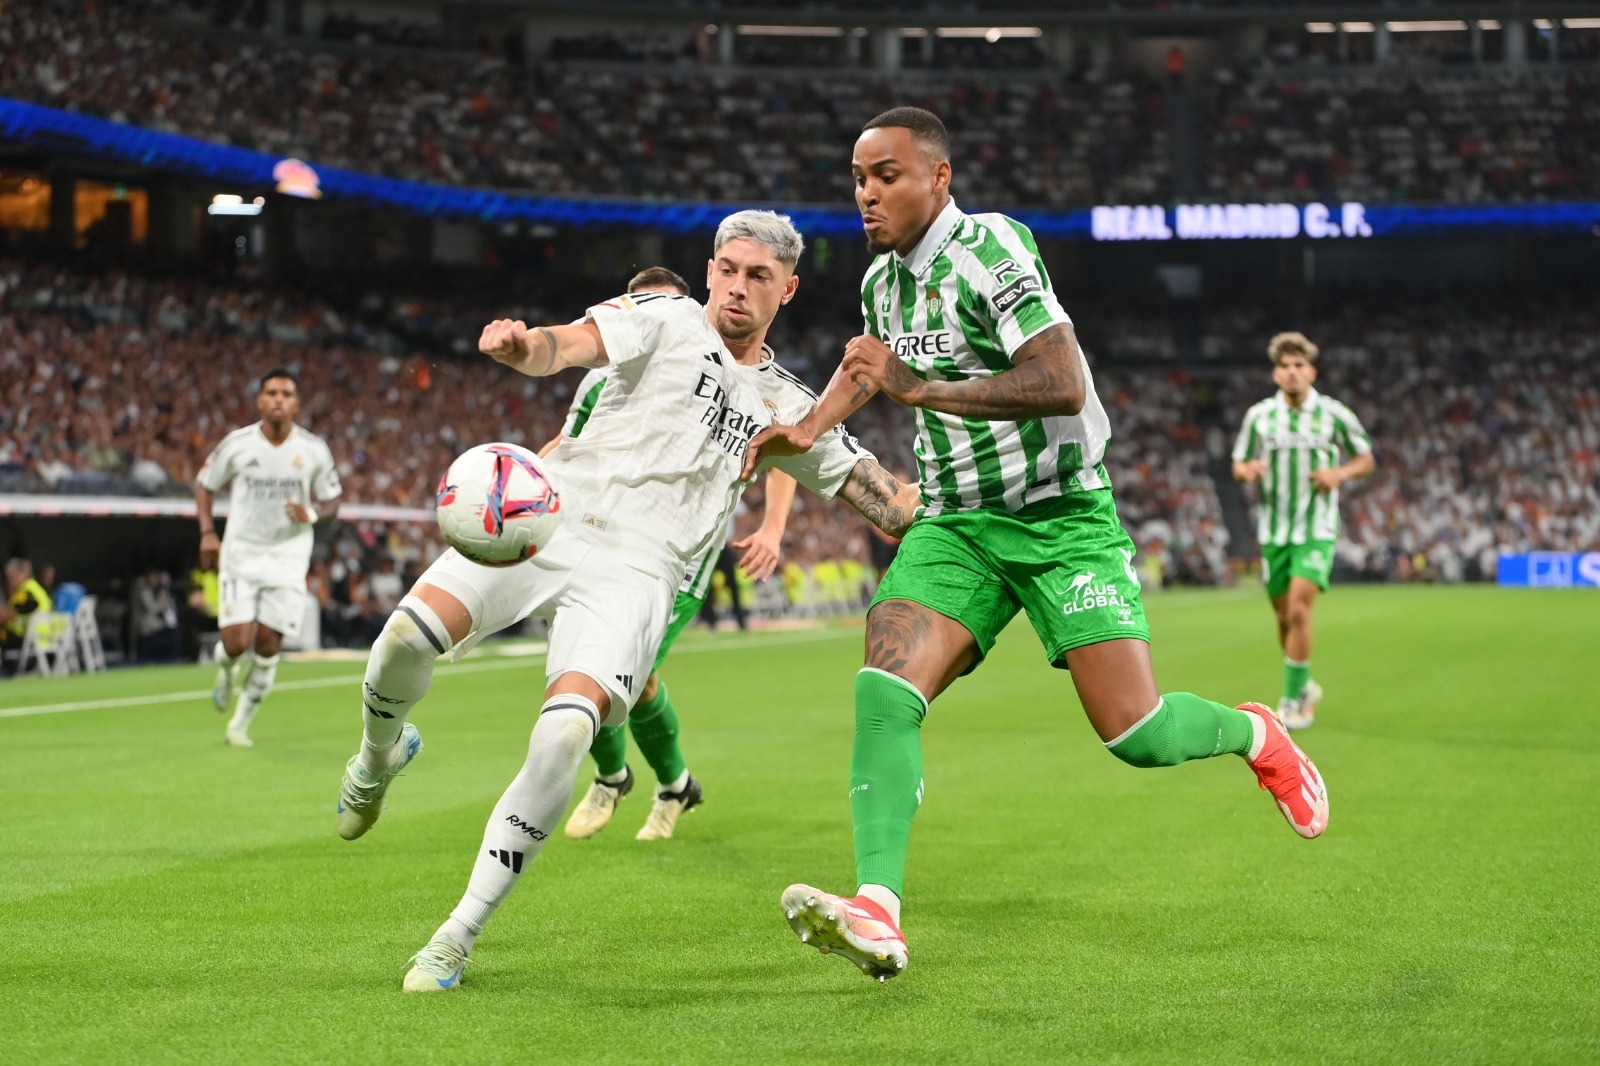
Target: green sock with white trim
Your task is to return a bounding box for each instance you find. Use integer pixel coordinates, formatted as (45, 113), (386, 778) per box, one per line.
(1106, 693), (1257, 768)
(851, 668), (927, 898)
(628, 680), (687, 787)
(1283, 659), (1311, 704)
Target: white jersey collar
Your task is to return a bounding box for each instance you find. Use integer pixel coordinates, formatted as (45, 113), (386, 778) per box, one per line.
(896, 199), (964, 279)
(1276, 386), (1321, 412)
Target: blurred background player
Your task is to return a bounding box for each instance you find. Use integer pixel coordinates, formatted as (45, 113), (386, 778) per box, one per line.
(1232, 333), (1375, 729)
(195, 369), (342, 747)
(541, 265), (800, 842)
(749, 107), (1328, 981)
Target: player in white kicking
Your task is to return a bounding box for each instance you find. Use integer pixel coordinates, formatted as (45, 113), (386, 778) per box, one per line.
(196, 368), (341, 747)
(333, 211), (921, 991)
(541, 265), (799, 843)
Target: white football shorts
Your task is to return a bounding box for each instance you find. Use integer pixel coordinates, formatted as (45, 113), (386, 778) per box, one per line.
(416, 529), (674, 725)
(218, 572), (306, 638)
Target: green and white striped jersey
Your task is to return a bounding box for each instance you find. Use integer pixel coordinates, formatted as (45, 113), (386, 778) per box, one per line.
(1232, 388), (1372, 546)
(861, 200), (1111, 517)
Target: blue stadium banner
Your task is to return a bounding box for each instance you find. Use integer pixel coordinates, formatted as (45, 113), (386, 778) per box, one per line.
(1497, 552), (1600, 588)
(5, 97), (1600, 238)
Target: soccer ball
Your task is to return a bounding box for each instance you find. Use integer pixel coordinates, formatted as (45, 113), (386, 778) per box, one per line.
(435, 443), (562, 566)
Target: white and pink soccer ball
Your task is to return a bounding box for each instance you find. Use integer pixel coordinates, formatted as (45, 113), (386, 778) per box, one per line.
(435, 443), (562, 566)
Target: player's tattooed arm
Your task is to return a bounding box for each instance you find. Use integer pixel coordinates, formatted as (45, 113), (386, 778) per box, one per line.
(478, 318), (608, 376)
(838, 459), (921, 539)
(902, 323), (1086, 420)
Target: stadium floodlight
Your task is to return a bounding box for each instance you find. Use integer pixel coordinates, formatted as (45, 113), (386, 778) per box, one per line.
(1386, 21), (1469, 33)
(1306, 23), (1338, 33)
(1564, 18), (1600, 28)
(735, 24), (844, 37)
(933, 27), (1043, 39)
(1341, 22), (1377, 33)
(208, 193), (263, 216)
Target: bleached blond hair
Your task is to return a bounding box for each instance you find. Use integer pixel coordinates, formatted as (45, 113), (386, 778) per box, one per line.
(713, 210), (805, 270)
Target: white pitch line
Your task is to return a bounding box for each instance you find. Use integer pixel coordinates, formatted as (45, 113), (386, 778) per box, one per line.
(0, 627), (856, 720)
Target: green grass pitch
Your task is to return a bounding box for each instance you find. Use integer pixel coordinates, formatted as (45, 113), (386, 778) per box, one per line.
(2, 586), (1597, 1064)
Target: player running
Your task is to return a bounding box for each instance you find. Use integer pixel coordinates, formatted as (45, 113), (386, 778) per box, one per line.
(1232, 332), (1374, 730)
(743, 108), (1329, 981)
(540, 266), (799, 843)
(196, 369), (341, 748)
(335, 211), (921, 992)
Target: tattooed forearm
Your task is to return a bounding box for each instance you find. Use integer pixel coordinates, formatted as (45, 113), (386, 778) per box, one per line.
(840, 459), (914, 538)
(914, 324), (1085, 420)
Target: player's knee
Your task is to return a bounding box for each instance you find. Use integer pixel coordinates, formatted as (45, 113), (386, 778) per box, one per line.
(1286, 601), (1312, 629)
(1105, 703), (1180, 768)
(376, 597), (454, 664)
(640, 672), (660, 704)
(253, 630), (282, 657)
(532, 695), (603, 765)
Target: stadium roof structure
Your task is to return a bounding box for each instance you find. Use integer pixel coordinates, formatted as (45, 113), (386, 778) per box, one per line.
(485, 0), (1600, 29)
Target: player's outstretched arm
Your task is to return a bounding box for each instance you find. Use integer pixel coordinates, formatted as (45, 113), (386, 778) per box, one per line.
(731, 469), (798, 581)
(479, 318), (607, 377)
(847, 324), (1086, 420)
(837, 459), (920, 539)
(740, 355), (881, 480)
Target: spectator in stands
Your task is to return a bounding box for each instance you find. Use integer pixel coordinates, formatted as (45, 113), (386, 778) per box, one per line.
(364, 554), (404, 642)
(132, 568), (181, 662)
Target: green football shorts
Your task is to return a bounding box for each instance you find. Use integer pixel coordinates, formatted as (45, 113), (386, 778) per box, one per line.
(871, 489), (1150, 671)
(651, 589), (705, 674)
(1261, 540), (1335, 598)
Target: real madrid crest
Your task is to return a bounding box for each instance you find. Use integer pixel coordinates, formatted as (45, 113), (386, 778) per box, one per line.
(293, 454), (305, 469)
(762, 397), (781, 420)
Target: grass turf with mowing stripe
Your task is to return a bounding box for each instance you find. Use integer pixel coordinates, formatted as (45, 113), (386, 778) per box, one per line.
(1, 586), (1596, 1063)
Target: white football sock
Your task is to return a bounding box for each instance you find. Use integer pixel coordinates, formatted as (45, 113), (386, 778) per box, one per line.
(359, 598), (450, 773)
(228, 652), (279, 732)
(661, 769), (690, 795)
(598, 768), (630, 786)
(442, 695), (602, 951)
(858, 883), (902, 926)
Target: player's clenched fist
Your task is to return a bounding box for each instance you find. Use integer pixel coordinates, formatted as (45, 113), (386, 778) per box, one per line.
(843, 334), (921, 406)
(479, 319), (531, 364)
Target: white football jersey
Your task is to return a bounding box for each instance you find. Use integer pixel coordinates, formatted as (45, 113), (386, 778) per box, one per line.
(197, 423), (341, 586)
(543, 292), (867, 587)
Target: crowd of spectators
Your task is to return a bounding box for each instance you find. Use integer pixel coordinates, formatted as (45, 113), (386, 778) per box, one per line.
(12, 5), (1599, 208)
(1210, 67), (1600, 204)
(6, 253), (1596, 594)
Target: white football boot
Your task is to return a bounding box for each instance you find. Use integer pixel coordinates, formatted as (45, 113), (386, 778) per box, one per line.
(337, 724), (423, 840)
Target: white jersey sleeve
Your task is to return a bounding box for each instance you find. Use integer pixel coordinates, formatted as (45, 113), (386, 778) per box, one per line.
(197, 429), (248, 492)
(586, 292), (700, 370)
(755, 362), (871, 500)
(311, 438), (343, 502)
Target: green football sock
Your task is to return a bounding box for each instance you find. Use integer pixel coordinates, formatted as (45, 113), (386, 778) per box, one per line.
(1106, 692), (1255, 768)
(628, 680), (687, 787)
(1284, 659), (1311, 704)
(589, 724), (628, 779)
(851, 668), (928, 898)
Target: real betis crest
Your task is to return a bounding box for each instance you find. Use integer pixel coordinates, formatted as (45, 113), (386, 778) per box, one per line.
(925, 286), (942, 318)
